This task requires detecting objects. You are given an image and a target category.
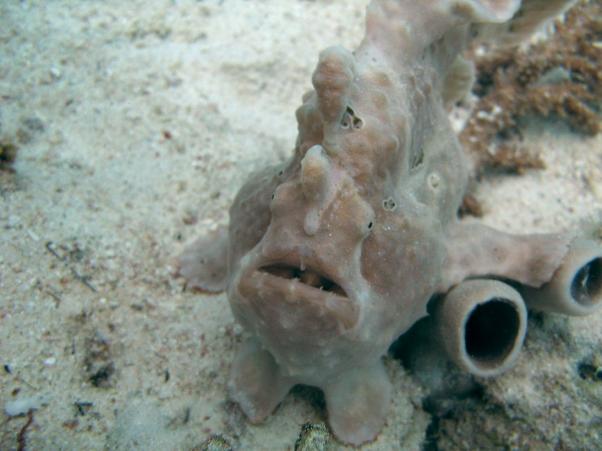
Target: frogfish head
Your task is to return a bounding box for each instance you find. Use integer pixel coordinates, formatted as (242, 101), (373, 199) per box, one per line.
(229, 44), (448, 373)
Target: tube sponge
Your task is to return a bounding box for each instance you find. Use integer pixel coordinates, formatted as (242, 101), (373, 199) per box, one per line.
(522, 239), (602, 316)
(434, 279), (527, 377)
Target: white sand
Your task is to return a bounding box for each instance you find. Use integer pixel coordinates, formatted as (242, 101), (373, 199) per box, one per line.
(1, 1), (601, 449)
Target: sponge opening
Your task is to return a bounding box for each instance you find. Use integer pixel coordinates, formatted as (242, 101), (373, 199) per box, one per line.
(465, 299), (520, 369)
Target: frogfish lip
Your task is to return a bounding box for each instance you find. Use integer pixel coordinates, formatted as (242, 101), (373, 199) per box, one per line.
(238, 260), (359, 331)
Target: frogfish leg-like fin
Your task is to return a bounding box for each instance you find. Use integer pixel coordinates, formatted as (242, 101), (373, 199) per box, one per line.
(175, 226), (229, 293)
(228, 339), (294, 423)
(322, 361), (392, 446)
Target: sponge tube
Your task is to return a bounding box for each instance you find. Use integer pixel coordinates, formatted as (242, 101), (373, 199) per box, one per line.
(522, 239), (602, 316)
(434, 279), (527, 377)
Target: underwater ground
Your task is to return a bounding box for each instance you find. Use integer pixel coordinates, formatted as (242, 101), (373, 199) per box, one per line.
(1, 1), (601, 449)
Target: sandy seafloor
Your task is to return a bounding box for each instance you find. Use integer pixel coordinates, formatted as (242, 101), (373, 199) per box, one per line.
(1, 1), (601, 450)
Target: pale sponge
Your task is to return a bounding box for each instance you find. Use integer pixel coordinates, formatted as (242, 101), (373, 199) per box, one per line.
(176, 0), (597, 445)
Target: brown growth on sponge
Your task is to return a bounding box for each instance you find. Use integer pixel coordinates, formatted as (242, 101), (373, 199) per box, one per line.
(461, 0), (602, 174)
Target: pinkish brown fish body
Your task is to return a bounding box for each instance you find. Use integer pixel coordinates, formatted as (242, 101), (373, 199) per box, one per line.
(177, 0), (600, 445)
